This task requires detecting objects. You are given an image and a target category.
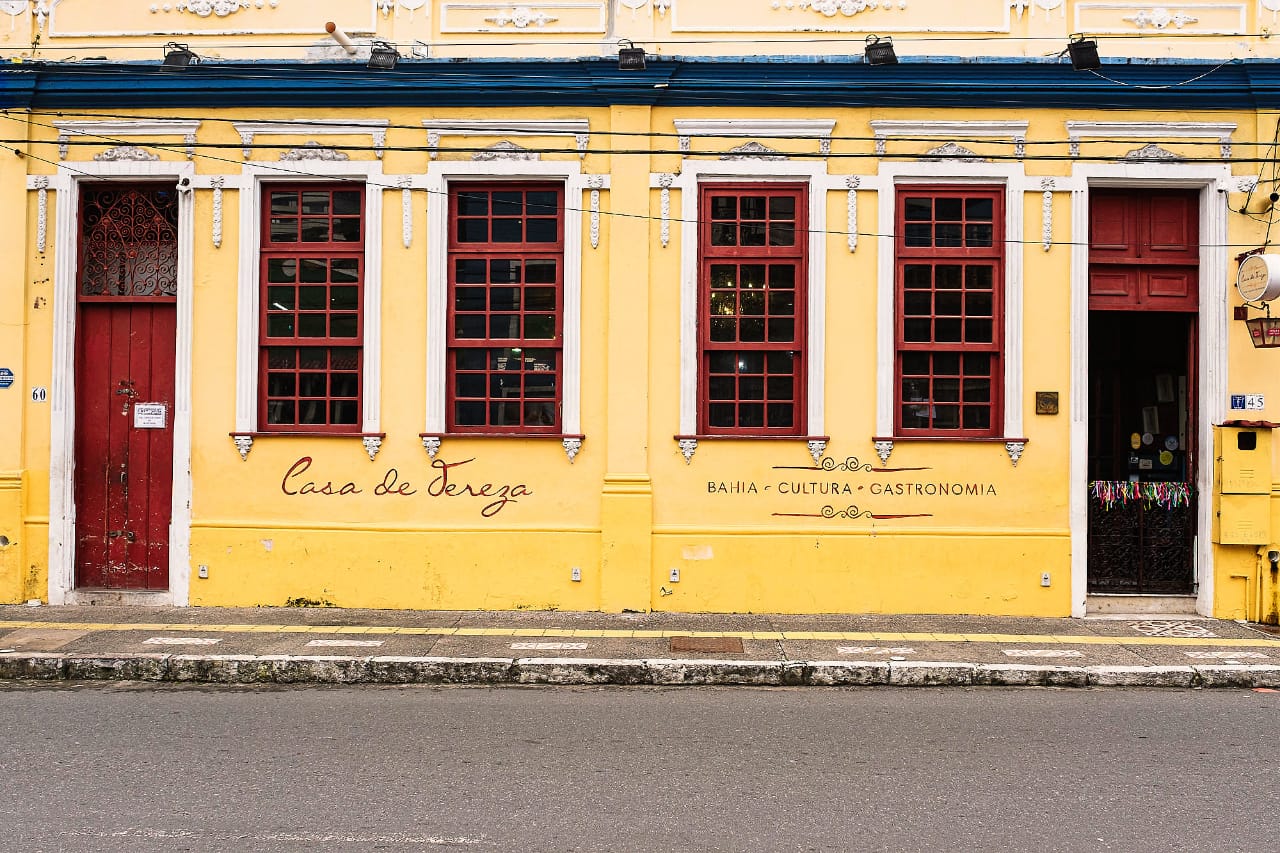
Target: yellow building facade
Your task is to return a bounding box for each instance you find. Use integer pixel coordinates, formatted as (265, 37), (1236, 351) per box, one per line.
(3, 0), (1280, 620)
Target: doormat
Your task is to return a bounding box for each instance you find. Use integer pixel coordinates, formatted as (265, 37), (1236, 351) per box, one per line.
(669, 636), (744, 653)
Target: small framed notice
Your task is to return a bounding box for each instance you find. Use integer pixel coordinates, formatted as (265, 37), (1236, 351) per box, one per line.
(133, 402), (167, 429)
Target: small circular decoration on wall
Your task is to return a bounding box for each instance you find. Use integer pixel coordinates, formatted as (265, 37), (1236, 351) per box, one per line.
(1164, 435), (1179, 450)
(1142, 433), (1154, 446)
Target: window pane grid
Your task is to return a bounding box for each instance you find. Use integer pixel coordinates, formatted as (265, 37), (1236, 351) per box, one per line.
(895, 187), (1003, 437)
(259, 185), (364, 432)
(448, 184), (564, 434)
(700, 184), (807, 435)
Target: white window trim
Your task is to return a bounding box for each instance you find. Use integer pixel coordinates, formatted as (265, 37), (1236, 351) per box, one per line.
(874, 162), (1028, 448)
(40, 161), (197, 606)
(1066, 162), (1233, 618)
(658, 159), (831, 447)
(420, 160), (586, 450)
(51, 119), (202, 161)
(234, 161), (386, 441)
(421, 120), (591, 160)
(1064, 121), (1237, 159)
(231, 120), (391, 160)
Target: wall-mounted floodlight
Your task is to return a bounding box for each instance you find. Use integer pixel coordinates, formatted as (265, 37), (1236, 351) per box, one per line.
(326, 21), (358, 56)
(864, 35), (897, 66)
(368, 41), (400, 70)
(161, 42), (199, 71)
(1067, 34), (1101, 71)
(618, 39), (646, 71)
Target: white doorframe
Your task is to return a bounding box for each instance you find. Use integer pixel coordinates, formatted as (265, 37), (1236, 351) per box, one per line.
(43, 163), (196, 605)
(1068, 163), (1232, 617)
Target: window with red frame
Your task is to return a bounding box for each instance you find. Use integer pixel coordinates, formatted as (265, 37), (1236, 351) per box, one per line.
(699, 184), (806, 435)
(895, 186), (1003, 436)
(259, 185), (364, 431)
(448, 183), (563, 433)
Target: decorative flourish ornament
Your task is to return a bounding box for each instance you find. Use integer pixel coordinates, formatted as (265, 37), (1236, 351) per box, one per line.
(924, 142), (985, 162)
(422, 436), (442, 459)
(0, 1), (28, 30)
(1124, 142), (1182, 161)
(586, 175), (605, 250)
(807, 440), (828, 465)
(279, 142), (349, 161)
(1005, 440), (1026, 467)
(472, 140), (539, 161)
(401, 177), (413, 249)
(562, 437), (583, 463)
(845, 175), (860, 252)
(485, 6), (558, 27)
(232, 434), (254, 460)
(363, 436), (383, 461)
(1040, 178), (1054, 252)
(177, 0), (251, 17)
(721, 141), (788, 161)
(678, 438), (697, 464)
(873, 439), (893, 465)
(34, 176), (48, 254)
(1011, 0), (1063, 17)
(772, 0), (889, 17)
(1123, 8), (1198, 29)
(94, 146), (160, 162)
(658, 173), (675, 248)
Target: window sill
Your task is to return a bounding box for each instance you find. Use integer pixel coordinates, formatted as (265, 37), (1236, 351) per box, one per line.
(673, 434), (831, 465)
(419, 433), (587, 464)
(871, 436), (1029, 467)
(229, 431), (386, 461)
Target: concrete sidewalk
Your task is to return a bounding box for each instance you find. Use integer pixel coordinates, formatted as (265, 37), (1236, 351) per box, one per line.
(2, 604), (1280, 688)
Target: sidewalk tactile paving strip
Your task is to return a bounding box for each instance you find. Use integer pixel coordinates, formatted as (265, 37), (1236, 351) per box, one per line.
(1128, 620), (1218, 638)
(1003, 649), (1084, 658)
(306, 639), (385, 648)
(837, 646), (916, 655)
(511, 642), (589, 651)
(142, 637), (221, 646)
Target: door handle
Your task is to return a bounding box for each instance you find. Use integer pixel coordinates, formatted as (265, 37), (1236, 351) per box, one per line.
(106, 530), (136, 543)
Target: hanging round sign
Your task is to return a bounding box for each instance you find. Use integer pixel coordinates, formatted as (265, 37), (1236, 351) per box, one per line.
(1237, 253), (1280, 302)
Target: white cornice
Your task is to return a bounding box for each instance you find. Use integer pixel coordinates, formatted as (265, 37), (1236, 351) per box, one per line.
(52, 119), (202, 160)
(422, 119), (591, 159)
(232, 120), (391, 159)
(1065, 120), (1238, 157)
(871, 120), (1029, 157)
(672, 119), (837, 138)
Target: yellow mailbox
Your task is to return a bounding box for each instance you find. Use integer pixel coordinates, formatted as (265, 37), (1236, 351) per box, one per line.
(1217, 424), (1274, 545)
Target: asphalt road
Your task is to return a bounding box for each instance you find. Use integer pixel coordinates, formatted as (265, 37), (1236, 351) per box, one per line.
(0, 684), (1275, 853)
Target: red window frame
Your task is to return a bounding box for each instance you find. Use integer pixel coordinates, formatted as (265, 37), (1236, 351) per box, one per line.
(258, 184), (365, 433)
(698, 183), (808, 436)
(894, 185), (1004, 438)
(446, 182), (565, 435)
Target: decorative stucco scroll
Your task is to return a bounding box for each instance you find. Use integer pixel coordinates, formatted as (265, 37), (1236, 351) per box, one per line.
(563, 437), (583, 463)
(94, 145), (160, 162)
(472, 140), (540, 161)
(401, 177), (413, 249)
(678, 438), (698, 464)
(1124, 142), (1182, 161)
(721, 141), (788, 161)
(1010, 0), (1063, 17)
(279, 142), (349, 161)
(363, 436), (383, 462)
(807, 440), (827, 466)
(770, 0), (897, 17)
(485, 6), (558, 27)
(1123, 8), (1198, 29)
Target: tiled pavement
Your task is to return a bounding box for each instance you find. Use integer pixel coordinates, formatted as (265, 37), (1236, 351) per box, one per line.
(2, 605), (1279, 687)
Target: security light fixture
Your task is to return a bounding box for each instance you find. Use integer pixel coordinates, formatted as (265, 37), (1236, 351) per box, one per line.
(161, 42), (199, 71)
(1067, 34), (1101, 71)
(618, 40), (646, 71)
(368, 40), (400, 70)
(864, 35), (897, 66)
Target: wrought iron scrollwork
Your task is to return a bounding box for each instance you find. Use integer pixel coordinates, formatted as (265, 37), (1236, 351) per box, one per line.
(78, 186), (179, 298)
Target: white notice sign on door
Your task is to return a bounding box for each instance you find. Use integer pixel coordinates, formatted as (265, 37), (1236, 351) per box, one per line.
(133, 402), (167, 429)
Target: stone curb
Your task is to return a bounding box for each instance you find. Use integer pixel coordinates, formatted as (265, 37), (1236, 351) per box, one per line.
(2, 654), (1279, 688)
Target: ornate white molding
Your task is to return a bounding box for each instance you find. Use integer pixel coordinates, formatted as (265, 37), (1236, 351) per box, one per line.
(563, 437), (583, 463)
(233, 120), (389, 160)
(771, 0), (892, 16)
(658, 173), (675, 248)
(672, 119), (834, 160)
(382, 0), (428, 16)
(1065, 120), (1236, 159)
(586, 174), (605, 249)
(678, 438), (698, 464)
(485, 6), (558, 27)
(473, 140), (540, 161)
(400, 176), (413, 249)
(211, 177), (225, 249)
(1011, 0), (1064, 16)
(845, 175), (860, 252)
(722, 141), (788, 161)
(1229, 175), (1259, 193)
(53, 119), (201, 161)
(363, 436), (383, 461)
(1005, 440), (1026, 466)
(280, 142), (349, 162)
(94, 145), (160, 162)
(34, 176), (48, 254)
(1123, 8), (1198, 28)
(874, 440), (893, 465)
(1041, 178), (1054, 252)
(422, 436), (441, 459)
(1125, 142), (1183, 161)
(807, 440), (827, 465)
(154, 1), (255, 17)
(871, 120), (1028, 161)
(422, 119), (590, 160)
(232, 434), (253, 461)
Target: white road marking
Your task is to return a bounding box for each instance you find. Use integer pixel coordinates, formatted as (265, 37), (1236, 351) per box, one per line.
(142, 637), (221, 646)
(1184, 650), (1268, 660)
(1002, 649), (1084, 658)
(510, 642), (589, 650)
(837, 646), (916, 655)
(305, 639), (386, 648)
(1129, 620), (1217, 638)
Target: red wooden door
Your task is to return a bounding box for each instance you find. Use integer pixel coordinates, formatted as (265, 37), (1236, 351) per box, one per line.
(73, 184), (179, 590)
(74, 303), (175, 589)
(1088, 190), (1198, 311)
